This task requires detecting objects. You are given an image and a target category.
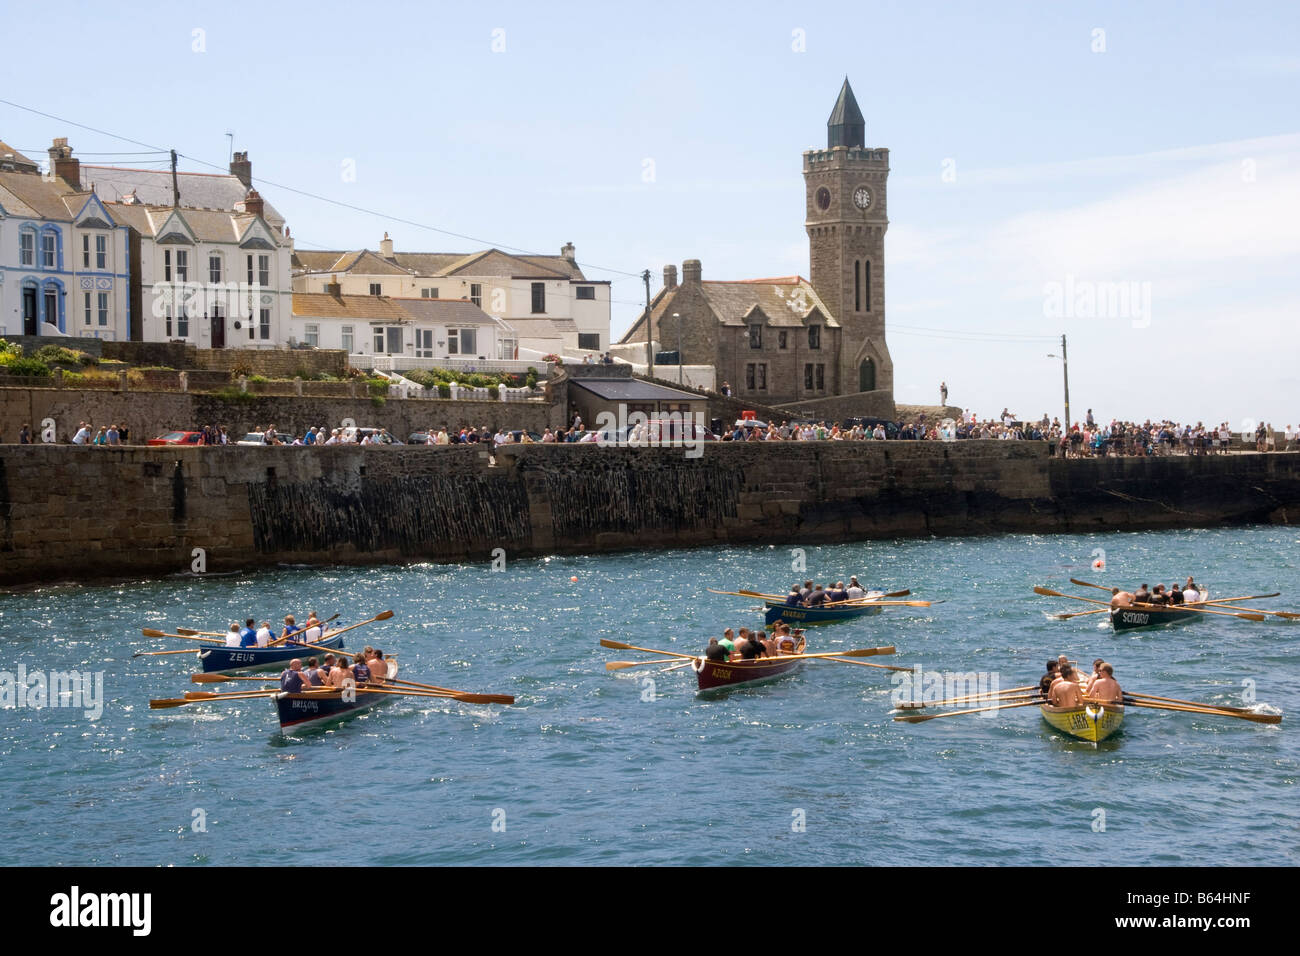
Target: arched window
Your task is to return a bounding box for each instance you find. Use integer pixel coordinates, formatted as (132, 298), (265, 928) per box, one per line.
(41, 278), (66, 332)
(859, 358), (875, 393)
(38, 224), (63, 271)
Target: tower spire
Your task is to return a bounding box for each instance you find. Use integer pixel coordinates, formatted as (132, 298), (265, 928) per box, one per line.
(827, 77), (865, 148)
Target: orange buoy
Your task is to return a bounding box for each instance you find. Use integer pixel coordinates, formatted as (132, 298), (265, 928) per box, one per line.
(570, 576), (578, 583)
(1092, 559), (1105, 569)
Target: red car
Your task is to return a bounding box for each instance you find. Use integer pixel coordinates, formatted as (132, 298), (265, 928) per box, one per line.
(148, 430), (205, 446)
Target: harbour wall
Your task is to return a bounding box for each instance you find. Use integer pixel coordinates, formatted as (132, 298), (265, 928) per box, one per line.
(0, 442), (1296, 586)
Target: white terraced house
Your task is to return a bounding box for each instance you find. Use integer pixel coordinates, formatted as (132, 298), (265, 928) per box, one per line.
(292, 235), (610, 359)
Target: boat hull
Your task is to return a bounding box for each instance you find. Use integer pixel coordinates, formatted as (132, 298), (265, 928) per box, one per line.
(197, 634), (346, 674)
(764, 602), (883, 626)
(1110, 606), (1202, 632)
(693, 655), (803, 693)
(274, 662), (400, 732)
(1041, 703), (1124, 743)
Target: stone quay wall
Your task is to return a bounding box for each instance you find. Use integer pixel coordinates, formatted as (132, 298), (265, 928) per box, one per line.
(0, 388), (560, 444)
(1, 441), (1296, 586)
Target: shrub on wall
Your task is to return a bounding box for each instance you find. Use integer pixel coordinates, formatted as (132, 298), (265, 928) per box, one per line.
(1, 357), (52, 377)
(33, 345), (97, 367)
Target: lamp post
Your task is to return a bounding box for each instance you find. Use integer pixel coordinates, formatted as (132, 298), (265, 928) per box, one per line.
(673, 312), (683, 384)
(1046, 333), (1070, 429)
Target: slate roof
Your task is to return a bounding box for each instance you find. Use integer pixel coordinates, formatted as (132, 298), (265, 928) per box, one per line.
(293, 246), (584, 280)
(570, 378), (703, 402)
(292, 292), (414, 322)
(79, 165), (286, 227)
(0, 142), (40, 173)
(701, 277), (837, 328)
(0, 171), (94, 220)
(391, 298), (516, 330)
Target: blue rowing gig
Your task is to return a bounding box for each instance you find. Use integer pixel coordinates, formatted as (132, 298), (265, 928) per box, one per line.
(196, 633), (346, 674)
(764, 598), (884, 627)
(273, 663), (399, 733)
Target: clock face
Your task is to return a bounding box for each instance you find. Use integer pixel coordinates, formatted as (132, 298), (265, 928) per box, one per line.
(815, 187), (831, 211)
(853, 186), (872, 210)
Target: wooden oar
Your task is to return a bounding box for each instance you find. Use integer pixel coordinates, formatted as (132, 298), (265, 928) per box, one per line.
(177, 613), (341, 638)
(272, 610), (392, 647)
(1128, 601), (1265, 622)
(894, 700), (1043, 722)
(1124, 691), (1256, 714)
(813, 656), (912, 673)
(1051, 607), (1111, 620)
(897, 694), (1041, 711)
(599, 638), (698, 661)
(191, 674), (279, 684)
(779, 646), (897, 660)
(1072, 579), (1283, 608)
(1034, 587), (1110, 606)
(1202, 603), (1300, 619)
(1112, 697), (1281, 724)
(606, 658), (689, 670)
(383, 677), (514, 705)
(152, 690), (280, 708)
(821, 597), (936, 608)
(141, 628), (224, 645)
(895, 685), (1038, 709)
(133, 647), (204, 658)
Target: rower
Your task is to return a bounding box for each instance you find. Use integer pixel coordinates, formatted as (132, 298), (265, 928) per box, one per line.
(1087, 663), (1123, 704)
(1168, 583), (1185, 605)
(1038, 660), (1059, 698)
(806, 585), (828, 607)
(739, 630), (767, 660)
(303, 612), (323, 643)
(774, 625), (797, 656)
(239, 617), (258, 648)
(1048, 665), (1084, 707)
(278, 614), (301, 645)
(827, 581), (849, 603)
(718, 628), (737, 660)
(1133, 584), (1151, 604)
(705, 638), (729, 662)
(1110, 587), (1134, 608)
(280, 659), (308, 693)
(303, 657), (325, 686)
(321, 653), (338, 678)
(367, 649), (389, 683)
(225, 624), (242, 648)
(846, 577), (866, 600)
(351, 653), (371, 684)
(799, 580), (814, 601)
(1183, 579), (1201, 603)
(784, 587), (802, 607)
(255, 621), (273, 647)
(328, 657), (354, 688)
(1149, 585), (1169, 606)
(1084, 659), (1105, 695)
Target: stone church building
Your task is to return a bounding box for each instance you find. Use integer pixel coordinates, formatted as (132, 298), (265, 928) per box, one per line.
(619, 79), (895, 416)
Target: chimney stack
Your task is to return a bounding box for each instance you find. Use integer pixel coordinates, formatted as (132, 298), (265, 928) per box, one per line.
(682, 259), (702, 284)
(230, 151), (252, 187)
(238, 188), (265, 217)
(325, 274), (342, 297)
(663, 264), (678, 290)
(48, 137), (80, 189)
(561, 241), (576, 262)
(380, 232), (394, 259)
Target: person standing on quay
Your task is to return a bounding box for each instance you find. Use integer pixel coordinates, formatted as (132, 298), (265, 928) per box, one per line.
(940, 381), (948, 406)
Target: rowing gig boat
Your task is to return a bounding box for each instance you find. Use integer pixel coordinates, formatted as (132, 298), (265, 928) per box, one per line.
(1040, 702), (1124, 743)
(274, 662), (399, 733)
(764, 594), (885, 627)
(692, 639), (806, 694)
(1110, 605), (1202, 633)
(196, 632), (346, 674)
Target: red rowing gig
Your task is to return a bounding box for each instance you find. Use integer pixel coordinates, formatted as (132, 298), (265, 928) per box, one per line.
(692, 639), (806, 694)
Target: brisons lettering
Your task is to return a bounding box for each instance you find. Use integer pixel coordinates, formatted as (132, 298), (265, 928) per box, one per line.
(49, 886), (151, 937)
(0, 665), (104, 720)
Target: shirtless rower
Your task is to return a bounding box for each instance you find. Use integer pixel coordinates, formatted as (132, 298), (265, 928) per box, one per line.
(1038, 660), (1059, 698)
(1087, 663), (1123, 704)
(1048, 665), (1085, 707)
(328, 657), (353, 688)
(1110, 587), (1135, 608)
(367, 649), (389, 683)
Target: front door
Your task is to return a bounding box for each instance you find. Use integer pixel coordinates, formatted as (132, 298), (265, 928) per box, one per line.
(23, 288), (37, 335)
(43, 290), (59, 333)
(211, 313), (225, 349)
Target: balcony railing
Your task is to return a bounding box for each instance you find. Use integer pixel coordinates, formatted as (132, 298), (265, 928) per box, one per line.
(351, 354), (550, 376)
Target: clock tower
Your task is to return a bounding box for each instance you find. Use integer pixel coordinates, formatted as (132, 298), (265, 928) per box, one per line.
(804, 78), (893, 398)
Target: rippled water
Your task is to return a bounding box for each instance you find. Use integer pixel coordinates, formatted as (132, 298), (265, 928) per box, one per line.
(1, 526), (1296, 865)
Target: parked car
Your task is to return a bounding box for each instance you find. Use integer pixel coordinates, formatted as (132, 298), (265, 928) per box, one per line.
(148, 431), (205, 446)
(235, 432), (275, 446)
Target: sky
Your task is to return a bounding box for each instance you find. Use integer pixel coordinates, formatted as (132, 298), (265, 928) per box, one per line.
(2, 0), (1297, 427)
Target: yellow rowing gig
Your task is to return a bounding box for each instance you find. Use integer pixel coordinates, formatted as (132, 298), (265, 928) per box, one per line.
(1040, 702), (1124, 743)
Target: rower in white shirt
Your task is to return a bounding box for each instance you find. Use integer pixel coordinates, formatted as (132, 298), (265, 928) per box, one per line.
(225, 624), (242, 647)
(255, 622), (273, 647)
(846, 577), (866, 600)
